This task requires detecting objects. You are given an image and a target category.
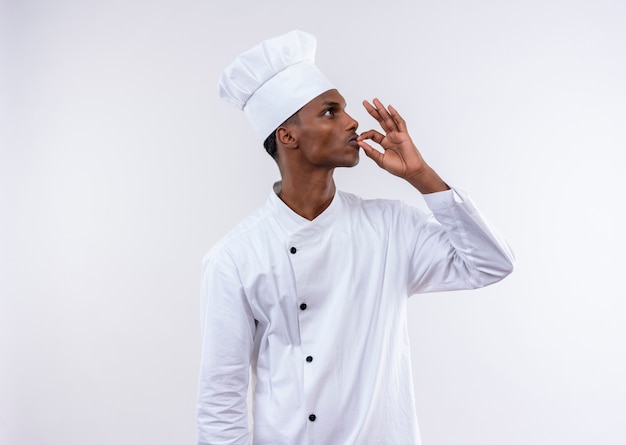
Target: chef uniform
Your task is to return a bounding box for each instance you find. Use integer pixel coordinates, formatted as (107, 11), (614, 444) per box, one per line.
(197, 30), (514, 445)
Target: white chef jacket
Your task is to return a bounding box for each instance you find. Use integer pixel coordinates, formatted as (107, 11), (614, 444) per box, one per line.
(197, 184), (514, 445)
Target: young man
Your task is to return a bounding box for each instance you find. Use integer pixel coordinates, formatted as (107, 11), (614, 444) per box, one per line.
(198, 30), (514, 445)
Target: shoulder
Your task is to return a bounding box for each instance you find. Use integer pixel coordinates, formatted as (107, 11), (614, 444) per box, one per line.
(202, 201), (274, 268)
(337, 189), (398, 209)
(337, 190), (426, 222)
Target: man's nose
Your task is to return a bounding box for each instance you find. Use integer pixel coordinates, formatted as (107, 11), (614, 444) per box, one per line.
(345, 112), (358, 132)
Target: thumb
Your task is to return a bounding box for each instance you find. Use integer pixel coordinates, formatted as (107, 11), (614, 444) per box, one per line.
(358, 140), (385, 168)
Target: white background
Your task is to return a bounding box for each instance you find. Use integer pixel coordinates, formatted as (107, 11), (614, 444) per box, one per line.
(1, 0), (625, 444)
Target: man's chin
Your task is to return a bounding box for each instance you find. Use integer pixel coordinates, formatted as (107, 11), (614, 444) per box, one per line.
(349, 151), (361, 167)
(339, 156), (360, 168)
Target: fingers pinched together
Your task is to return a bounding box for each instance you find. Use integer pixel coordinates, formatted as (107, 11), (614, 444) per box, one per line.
(357, 98), (421, 177)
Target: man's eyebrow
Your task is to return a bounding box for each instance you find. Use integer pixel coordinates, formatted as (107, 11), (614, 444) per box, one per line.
(320, 100), (344, 108)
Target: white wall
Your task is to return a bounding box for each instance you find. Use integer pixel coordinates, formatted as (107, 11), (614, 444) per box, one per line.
(2, 0), (625, 444)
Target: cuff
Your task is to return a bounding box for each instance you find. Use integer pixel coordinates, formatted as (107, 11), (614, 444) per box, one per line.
(422, 187), (466, 211)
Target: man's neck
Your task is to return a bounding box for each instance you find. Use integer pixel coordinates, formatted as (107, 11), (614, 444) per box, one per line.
(277, 171), (336, 221)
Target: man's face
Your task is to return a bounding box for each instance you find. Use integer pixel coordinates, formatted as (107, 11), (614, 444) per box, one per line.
(287, 89), (360, 169)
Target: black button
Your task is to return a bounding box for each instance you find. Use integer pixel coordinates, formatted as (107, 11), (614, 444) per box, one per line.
(309, 414), (316, 422)
(299, 303), (307, 310)
(306, 356), (313, 362)
(290, 247), (297, 254)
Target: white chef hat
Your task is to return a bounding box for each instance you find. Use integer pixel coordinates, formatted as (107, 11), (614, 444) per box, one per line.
(218, 30), (335, 141)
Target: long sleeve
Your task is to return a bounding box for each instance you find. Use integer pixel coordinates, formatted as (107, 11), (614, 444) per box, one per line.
(406, 187), (515, 294)
(197, 251), (255, 445)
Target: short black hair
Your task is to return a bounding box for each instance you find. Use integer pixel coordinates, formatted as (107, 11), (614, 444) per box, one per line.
(262, 112), (300, 160)
(263, 130), (279, 160)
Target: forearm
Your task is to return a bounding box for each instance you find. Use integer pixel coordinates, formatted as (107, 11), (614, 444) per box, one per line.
(407, 187), (514, 294)
(197, 365), (251, 445)
(404, 164), (450, 195)
(424, 187), (515, 287)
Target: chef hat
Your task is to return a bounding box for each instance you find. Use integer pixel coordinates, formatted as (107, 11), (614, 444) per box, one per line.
(219, 30), (335, 141)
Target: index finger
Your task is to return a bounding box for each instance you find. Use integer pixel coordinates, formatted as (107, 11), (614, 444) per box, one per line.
(362, 98), (398, 134)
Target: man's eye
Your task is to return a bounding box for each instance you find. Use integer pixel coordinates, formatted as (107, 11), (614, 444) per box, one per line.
(323, 108), (334, 116)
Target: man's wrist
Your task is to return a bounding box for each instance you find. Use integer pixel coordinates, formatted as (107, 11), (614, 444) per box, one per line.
(404, 166), (450, 194)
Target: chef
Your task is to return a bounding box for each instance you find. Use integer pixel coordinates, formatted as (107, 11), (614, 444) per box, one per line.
(197, 30), (514, 445)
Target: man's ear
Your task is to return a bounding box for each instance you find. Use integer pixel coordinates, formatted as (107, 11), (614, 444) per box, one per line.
(276, 126), (298, 149)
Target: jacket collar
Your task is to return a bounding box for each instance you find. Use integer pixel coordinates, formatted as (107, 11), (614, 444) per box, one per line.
(268, 181), (342, 236)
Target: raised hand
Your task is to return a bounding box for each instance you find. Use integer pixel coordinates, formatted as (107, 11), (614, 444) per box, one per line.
(357, 98), (449, 194)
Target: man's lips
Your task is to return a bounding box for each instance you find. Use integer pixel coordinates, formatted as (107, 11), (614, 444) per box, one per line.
(348, 134), (359, 148)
